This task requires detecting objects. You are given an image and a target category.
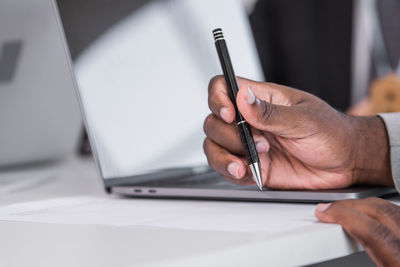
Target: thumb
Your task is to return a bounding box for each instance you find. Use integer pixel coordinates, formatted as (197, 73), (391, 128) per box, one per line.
(237, 86), (304, 136)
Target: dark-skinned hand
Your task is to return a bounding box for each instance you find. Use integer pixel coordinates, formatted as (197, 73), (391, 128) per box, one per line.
(204, 76), (399, 266)
(203, 76), (393, 189)
(316, 198), (400, 267)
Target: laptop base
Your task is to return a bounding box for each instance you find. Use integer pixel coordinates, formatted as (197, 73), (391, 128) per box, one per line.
(110, 185), (397, 203)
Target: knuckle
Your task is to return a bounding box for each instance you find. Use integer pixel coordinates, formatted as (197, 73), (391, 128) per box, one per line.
(259, 101), (275, 123)
(203, 114), (215, 135)
(380, 203), (400, 218)
(365, 197), (400, 218)
(370, 224), (392, 242)
(208, 75), (225, 92)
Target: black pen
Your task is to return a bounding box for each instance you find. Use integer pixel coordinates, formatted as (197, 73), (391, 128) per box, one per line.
(212, 28), (263, 191)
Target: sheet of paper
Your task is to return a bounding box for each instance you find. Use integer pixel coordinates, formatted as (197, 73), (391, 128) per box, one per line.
(0, 196), (324, 236)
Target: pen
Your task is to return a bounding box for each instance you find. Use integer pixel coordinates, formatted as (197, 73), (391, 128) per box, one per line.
(212, 28), (263, 191)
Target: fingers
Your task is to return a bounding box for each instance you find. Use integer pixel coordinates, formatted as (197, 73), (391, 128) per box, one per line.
(209, 75), (309, 136)
(362, 198), (400, 236)
(321, 198), (400, 239)
(208, 76), (268, 123)
(208, 76), (235, 123)
(237, 79), (301, 105)
(203, 137), (254, 185)
(236, 86), (310, 136)
(203, 114), (270, 155)
(315, 199), (400, 266)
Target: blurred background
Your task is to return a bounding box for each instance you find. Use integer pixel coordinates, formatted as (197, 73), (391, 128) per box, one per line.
(56, 0), (399, 158)
(57, 0), (261, 157)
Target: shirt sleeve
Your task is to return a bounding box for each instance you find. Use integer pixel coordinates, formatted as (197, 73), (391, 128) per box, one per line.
(378, 113), (400, 193)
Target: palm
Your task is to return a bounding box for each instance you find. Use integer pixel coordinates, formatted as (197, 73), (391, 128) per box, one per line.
(259, 132), (354, 189)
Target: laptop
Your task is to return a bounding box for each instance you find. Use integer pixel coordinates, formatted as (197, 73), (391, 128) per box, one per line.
(56, 0), (396, 202)
(0, 0), (81, 168)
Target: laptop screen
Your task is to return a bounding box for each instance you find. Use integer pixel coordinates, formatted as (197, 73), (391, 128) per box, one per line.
(57, 0), (263, 180)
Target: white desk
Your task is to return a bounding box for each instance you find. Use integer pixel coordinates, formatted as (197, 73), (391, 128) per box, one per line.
(0, 157), (394, 267)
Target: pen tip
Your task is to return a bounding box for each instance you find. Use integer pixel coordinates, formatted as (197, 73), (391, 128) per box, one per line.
(250, 162), (263, 191)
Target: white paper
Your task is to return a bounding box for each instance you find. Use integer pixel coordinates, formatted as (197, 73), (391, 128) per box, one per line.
(0, 196), (325, 235)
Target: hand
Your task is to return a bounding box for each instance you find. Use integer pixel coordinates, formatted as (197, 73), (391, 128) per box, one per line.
(315, 198), (400, 267)
(203, 76), (393, 189)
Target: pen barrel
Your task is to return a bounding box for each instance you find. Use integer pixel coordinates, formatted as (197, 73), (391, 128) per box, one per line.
(214, 39), (245, 123)
(213, 29), (260, 165)
(238, 121), (260, 165)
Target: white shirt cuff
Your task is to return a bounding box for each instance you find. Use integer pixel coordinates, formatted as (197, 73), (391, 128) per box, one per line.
(378, 113), (400, 193)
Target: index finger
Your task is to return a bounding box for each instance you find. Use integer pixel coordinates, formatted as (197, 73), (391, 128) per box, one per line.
(208, 76), (268, 123)
(208, 75), (235, 123)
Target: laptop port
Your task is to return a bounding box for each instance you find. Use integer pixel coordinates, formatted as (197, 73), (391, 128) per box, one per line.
(134, 189), (142, 193)
(148, 189), (157, 193)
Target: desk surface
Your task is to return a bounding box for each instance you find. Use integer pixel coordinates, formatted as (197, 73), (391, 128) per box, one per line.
(0, 157), (396, 267)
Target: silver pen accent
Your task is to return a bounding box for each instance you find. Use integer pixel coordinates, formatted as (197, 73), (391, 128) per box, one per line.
(250, 162), (263, 191)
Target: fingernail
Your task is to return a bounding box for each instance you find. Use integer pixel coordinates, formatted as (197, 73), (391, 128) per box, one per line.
(220, 107), (230, 122)
(227, 162), (240, 178)
(256, 141), (268, 153)
(317, 203), (331, 212)
(247, 87), (256, 104)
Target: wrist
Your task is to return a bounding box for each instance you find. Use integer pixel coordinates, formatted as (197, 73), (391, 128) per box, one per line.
(351, 115), (393, 186)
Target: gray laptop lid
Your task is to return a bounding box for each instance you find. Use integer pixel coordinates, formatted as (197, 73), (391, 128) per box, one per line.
(58, 0), (264, 187)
